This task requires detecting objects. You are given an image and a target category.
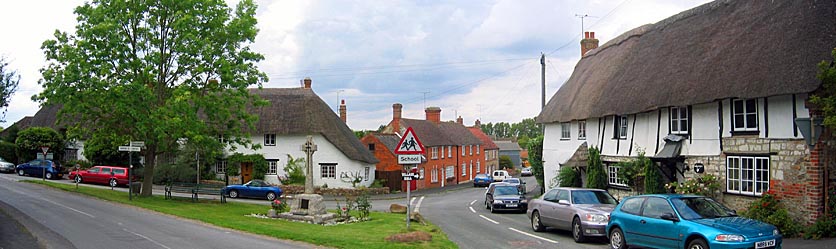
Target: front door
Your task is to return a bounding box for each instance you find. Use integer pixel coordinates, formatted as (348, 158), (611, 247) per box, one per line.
(241, 162), (253, 183)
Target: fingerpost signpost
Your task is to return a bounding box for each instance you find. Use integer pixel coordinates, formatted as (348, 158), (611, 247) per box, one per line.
(119, 141), (143, 200)
(394, 127), (425, 229)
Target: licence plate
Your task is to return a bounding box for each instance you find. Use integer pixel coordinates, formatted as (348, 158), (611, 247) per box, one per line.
(506, 204), (517, 208)
(755, 239), (775, 248)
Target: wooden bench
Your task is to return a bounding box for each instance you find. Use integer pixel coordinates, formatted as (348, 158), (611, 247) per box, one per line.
(165, 182), (226, 203)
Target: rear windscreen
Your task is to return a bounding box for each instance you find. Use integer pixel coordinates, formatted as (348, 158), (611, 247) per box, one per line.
(113, 168), (126, 175)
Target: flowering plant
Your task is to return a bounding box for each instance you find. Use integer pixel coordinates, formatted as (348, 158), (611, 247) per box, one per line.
(665, 174), (721, 198)
(271, 199), (287, 212)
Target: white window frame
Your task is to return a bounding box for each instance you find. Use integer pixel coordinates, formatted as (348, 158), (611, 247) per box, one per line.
(431, 167), (439, 182)
(320, 163), (336, 179)
(614, 116), (628, 139)
(469, 145), (473, 155)
(670, 107), (689, 135)
(216, 160), (227, 174)
(476, 145), (480, 155)
(726, 156), (770, 196)
(477, 161), (481, 173)
(365, 167), (371, 181)
(461, 163), (466, 176)
(447, 146), (452, 157)
(264, 134), (276, 146)
(267, 160), (278, 175)
(732, 99), (759, 132)
(561, 122), (571, 140)
(431, 147), (438, 159)
(446, 166), (455, 179)
(578, 120), (586, 140)
(607, 164), (628, 187)
(461, 145), (465, 156)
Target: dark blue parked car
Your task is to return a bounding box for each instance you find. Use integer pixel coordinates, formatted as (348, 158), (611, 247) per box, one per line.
(473, 173), (492, 187)
(607, 194), (782, 249)
(16, 159), (63, 179)
(223, 179), (282, 201)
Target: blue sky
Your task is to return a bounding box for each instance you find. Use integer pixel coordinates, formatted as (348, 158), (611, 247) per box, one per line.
(0, 0), (711, 131)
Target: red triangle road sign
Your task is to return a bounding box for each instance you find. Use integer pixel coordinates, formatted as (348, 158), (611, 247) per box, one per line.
(395, 127), (425, 155)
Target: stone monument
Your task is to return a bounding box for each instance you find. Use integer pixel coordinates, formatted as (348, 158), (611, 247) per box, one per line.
(278, 135), (336, 224)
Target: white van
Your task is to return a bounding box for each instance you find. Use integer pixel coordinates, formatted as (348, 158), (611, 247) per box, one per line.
(492, 170), (509, 182)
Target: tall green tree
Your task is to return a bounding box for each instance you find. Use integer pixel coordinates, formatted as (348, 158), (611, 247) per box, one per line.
(15, 127), (64, 163)
(812, 48), (836, 129)
(35, 0), (267, 196)
(0, 57), (20, 122)
(527, 135), (544, 190)
(585, 147), (608, 190)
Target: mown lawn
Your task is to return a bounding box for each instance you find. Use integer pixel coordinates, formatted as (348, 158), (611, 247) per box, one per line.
(28, 181), (457, 249)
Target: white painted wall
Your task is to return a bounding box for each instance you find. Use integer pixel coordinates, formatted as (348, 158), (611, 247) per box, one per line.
(219, 134), (376, 188)
(541, 94), (808, 187)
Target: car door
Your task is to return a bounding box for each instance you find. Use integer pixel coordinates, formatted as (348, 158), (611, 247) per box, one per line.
(249, 180), (267, 198)
(636, 197), (681, 248)
(552, 189), (574, 230)
(615, 197), (647, 246)
(84, 167), (101, 182)
(97, 167), (113, 184)
(537, 189), (559, 226)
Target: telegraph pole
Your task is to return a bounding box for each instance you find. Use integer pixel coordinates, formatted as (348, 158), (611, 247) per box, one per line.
(540, 53), (546, 110)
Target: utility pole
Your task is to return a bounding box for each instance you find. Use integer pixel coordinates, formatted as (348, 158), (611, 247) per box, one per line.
(540, 53), (546, 110)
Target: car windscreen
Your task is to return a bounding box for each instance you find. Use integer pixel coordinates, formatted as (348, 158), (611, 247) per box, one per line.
(571, 190), (618, 205)
(671, 197), (737, 220)
(494, 186), (521, 196)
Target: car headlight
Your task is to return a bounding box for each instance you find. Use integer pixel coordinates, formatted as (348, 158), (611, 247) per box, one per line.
(773, 229), (780, 236)
(493, 200), (503, 204)
(520, 198), (528, 203)
(585, 214), (608, 222)
(715, 234), (745, 242)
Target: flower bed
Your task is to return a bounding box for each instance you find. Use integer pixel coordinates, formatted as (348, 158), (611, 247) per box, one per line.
(279, 185), (389, 196)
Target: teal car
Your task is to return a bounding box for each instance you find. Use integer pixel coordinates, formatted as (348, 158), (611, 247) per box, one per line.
(607, 194), (781, 249)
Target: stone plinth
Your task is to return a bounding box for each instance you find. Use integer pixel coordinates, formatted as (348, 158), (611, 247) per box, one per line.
(290, 194), (327, 215)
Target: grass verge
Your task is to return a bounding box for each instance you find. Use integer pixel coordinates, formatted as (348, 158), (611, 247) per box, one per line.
(27, 181), (456, 249)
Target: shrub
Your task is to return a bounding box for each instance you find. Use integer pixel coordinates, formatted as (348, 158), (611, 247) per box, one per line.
(804, 186), (836, 239)
(370, 178), (386, 188)
(585, 147), (608, 190)
(642, 159), (665, 194)
(355, 193), (372, 220)
(556, 166), (582, 187)
(617, 149), (648, 189)
(0, 140), (18, 164)
(499, 155), (513, 170)
(666, 174), (721, 198)
(282, 154), (305, 185)
(741, 191), (801, 237)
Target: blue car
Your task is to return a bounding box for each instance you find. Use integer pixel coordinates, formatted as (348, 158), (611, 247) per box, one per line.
(223, 179), (283, 201)
(16, 159), (63, 179)
(607, 194), (782, 249)
(473, 173), (492, 187)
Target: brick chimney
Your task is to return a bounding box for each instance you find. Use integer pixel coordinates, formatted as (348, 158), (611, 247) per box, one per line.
(580, 31), (599, 56)
(392, 103), (403, 132)
(456, 116), (463, 125)
(475, 119), (481, 127)
(303, 77), (312, 89)
(339, 99), (346, 123)
(425, 107), (441, 125)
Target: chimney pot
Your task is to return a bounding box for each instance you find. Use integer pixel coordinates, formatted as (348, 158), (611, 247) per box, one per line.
(584, 31), (589, 39)
(456, 116), (463, 125)
(303, 77), (312, 89)
(580, 31), (600, 56)
(392, 103), (403, 132)
(425, 107), (442, 125)
(475, 119), (481, 127)
(590, 32), (595, 39)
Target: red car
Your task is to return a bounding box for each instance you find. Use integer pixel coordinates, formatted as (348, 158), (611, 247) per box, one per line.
(69, 166), (132, 187)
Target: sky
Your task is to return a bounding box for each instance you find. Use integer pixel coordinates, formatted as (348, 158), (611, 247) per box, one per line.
(0, 0), (712, 131)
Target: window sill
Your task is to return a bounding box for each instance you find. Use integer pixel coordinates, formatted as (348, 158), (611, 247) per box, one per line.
(560, 138), (570, 141)
(578, 137), (586, 140)
(723, 191), (763, 198)
(607, 185), (632, 191)
(611, 137), (627, 140)
(730, 130), (760, 136)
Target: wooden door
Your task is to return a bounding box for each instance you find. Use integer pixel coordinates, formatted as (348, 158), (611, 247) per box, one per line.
(241, 162), (253, 183)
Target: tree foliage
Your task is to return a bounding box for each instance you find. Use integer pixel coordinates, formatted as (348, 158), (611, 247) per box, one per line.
(227, 153), (267, 181)
(480, 117), (542, 140)
(282, 154), (306, 185)
(617, 149), (650, 189)
(584, 147), (608, 190)
(15, 127), (64, 163)
(557, 166), (582, 188)
(36, 0), (268, 196)
(527, 135), (545, 189)
(643, 159), (666, 194)
(812, 48), (836, 129)
(498, 155), (513, 170)
(83, 133), (132, 166)
(0, 57), (20, 122)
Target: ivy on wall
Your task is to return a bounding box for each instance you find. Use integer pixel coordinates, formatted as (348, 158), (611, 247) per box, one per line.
(226, 153), (268, 180)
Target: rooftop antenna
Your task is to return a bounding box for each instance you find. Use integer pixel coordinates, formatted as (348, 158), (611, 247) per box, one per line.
(575, 14), (598, 35)
(335, 89), (345, 109)
(420, 91), (430, 109)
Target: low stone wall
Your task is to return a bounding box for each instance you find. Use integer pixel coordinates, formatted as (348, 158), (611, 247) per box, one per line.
(280, 185), (390, 196)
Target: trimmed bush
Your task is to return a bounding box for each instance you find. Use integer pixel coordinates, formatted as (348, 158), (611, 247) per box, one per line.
(557, 166), (582, 187)
(585, 147), (607, 190)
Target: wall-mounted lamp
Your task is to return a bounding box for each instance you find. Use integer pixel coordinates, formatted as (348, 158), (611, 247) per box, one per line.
(693, 163), (705, 174)
(795, 117), (824, 148)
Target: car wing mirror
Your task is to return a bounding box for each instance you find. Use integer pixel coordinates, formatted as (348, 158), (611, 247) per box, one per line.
(558, 199), (570, 205)
(660, 213), (680, 222)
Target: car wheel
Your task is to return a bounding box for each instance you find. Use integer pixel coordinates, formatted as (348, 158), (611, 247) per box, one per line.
(687, 238), (709, 249)
(266, 192), (277, 201)
(531, 211), (545, 232)
(45, 172), (53, 179)
(109, 179), (118, 188)
(609, 227), (628, 249)
(75, 175), (83, 183)
(573, 217), (587, 243)
(229, 190), (239, 198)
(18, 169), (24, 176)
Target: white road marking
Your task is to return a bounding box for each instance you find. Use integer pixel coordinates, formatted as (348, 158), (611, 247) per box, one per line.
(40, 198), (95, 218)
(469, 206), (476, 213)
(479, 215), (500, 224)
(414, 196), (425, 213)
(123, 228), (172, 249)
(409, 197), (416, 206)
(509, 227), (559, 244)
(469, 200), (476, 205)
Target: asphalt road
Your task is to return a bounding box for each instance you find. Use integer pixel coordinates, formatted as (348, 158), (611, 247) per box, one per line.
(0, 173), (318, 249)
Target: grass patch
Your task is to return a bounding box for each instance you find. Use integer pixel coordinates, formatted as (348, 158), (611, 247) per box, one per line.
(27, 181), (457, 249)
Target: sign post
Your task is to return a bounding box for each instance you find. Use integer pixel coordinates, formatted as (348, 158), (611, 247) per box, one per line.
(119, 141), (143, 201)
(394, 127), (425, 229)
(40, 146), (49, 181)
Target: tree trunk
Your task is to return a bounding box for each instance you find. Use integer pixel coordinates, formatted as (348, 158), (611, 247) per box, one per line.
(141, 145), (157, 197)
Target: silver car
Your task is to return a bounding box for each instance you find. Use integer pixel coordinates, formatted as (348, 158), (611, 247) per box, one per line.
(527, 187), (618, 243)
(0, 157), (14, 173)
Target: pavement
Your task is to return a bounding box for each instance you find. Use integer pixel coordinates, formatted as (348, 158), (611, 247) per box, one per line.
(783, 238), (836, 249)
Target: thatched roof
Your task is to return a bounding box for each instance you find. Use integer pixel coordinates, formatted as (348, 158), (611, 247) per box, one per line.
(250, 88), (378, 164)
(538, 0), (836, 123)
